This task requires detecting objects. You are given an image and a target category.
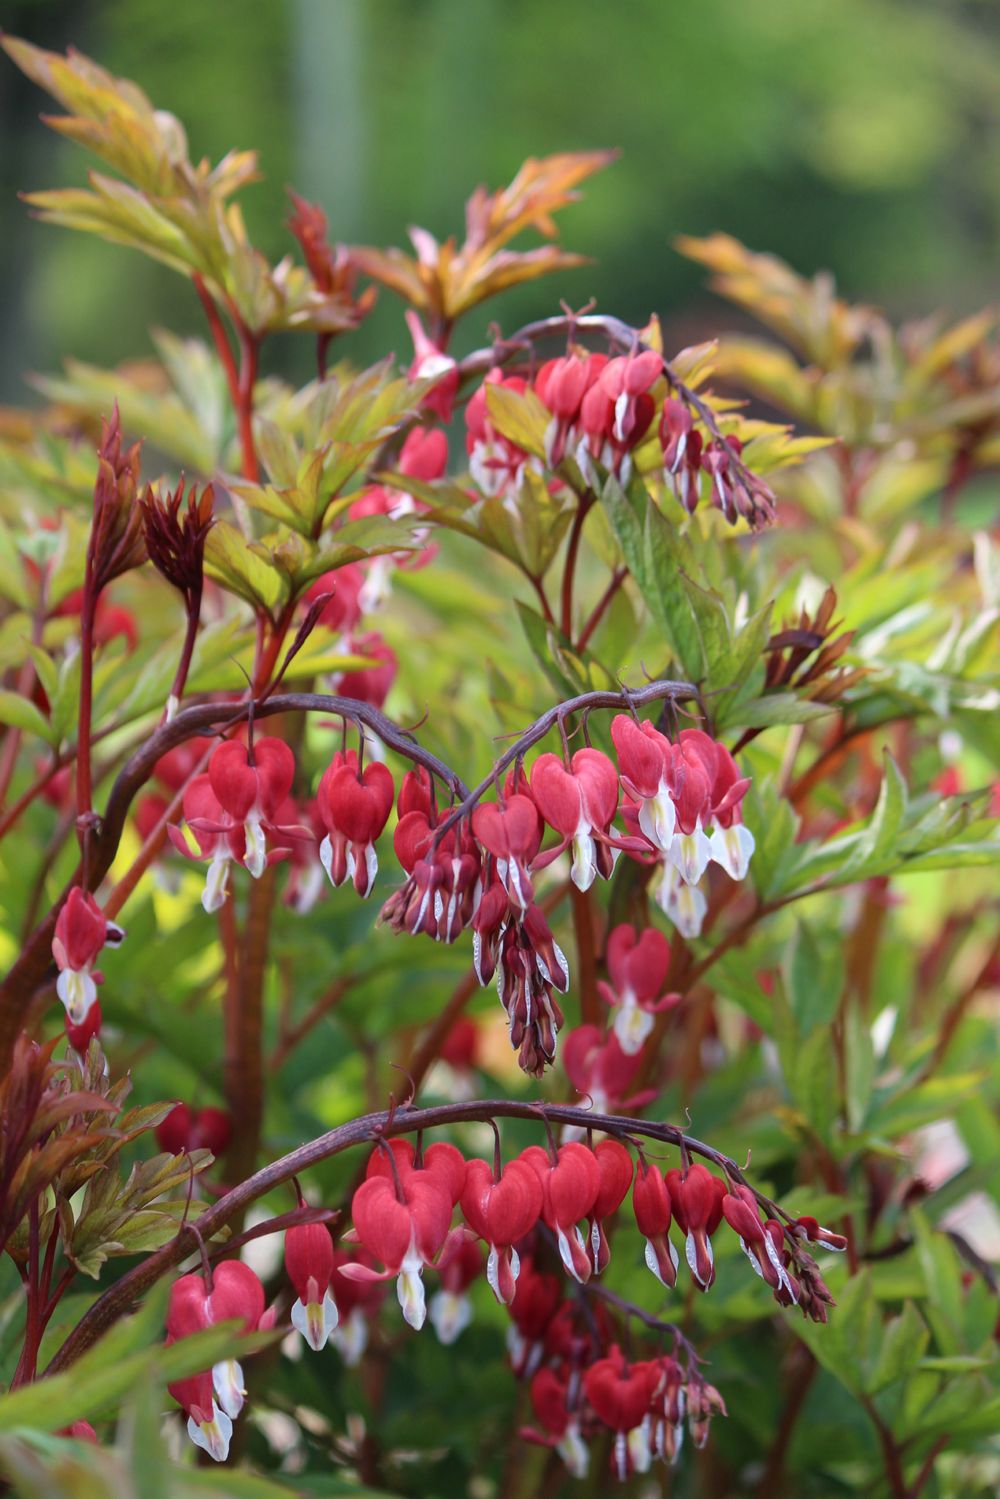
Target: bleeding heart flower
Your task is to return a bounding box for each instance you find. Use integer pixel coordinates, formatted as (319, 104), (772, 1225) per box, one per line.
(530, 748), (619, 891)
(285, 1220), (338, 1350)
(520, 1143), (601, 1283)
(525, 1364), (590, 1478)
(303, 564), (365, 635)
(471, 794), (541, 911)
(652, 859), (708, 939)
(428, 1228), (483, 1344)
(588, 1138), (634, 1273)
(794, 1215), (849, 1253)
(665, 1163), (727, 1290)
(51, 888), (123, 1026)
(584, 1345), (663, 1479)
(156, 1102), (232, 1157)
(335, 632), (398, 708)
(465, 369), (534, 500)
(506, 1255), (562, 1377)
(165, 1261), (265, 1459)
(169, 774), (246, 912)
(65, 998), (102, 1053)
(317, 753), (394, 897)
(406, 310), (459, 422)
(461, 1156), (543, 1304)
(346, 1169), (453, 1331)
(534, 350), (607, 469)
(206, 736), (296, 880)
(678, 729), (754, 881)
(597, 923), (675, 1055)
(329, 1247), (385, 1366)
(611, 715), (676, 854)
(562, 1025), (652, 1116)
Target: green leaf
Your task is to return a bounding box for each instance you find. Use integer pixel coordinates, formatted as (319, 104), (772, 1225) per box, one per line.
(0, 1320), (273, 1434)
(712, 603), (772, 728)
(844, 1002), (876, 1131)
(0, 690), (54, 744)
(787, 920), (844, 1037)
(204, 521), (290, 616)
(600, 474), (707, 679)
(863, 1302), (929, 1393)
(839, 750), (908, 880)
(0, 519), (30, 608)
(744, 778), (800, 901)
(484, 382), (549, 459)
(724, 694), (835, 730)
(792, 1023), (839, 1135)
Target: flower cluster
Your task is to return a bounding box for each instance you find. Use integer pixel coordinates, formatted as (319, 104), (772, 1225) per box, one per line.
(334, 1135), (837, 1334)
(163, 1126), (841, 1467)
(147, 709), (753, 1078)
(523, 1325), (725, 1481)
(612, 717), (754, 939)
(465, 351), (775, 524)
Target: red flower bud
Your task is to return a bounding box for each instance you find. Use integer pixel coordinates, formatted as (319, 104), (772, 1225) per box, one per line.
(633, 1159), (679, 1289)
(65, 998), (102, 1053)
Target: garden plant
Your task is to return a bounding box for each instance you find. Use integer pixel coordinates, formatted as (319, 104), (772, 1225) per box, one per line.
(0, 35), (997, 1499)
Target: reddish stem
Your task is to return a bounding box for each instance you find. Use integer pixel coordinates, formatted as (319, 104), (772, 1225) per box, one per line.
(569, 882), (600, 1024)
(76, 590), (96, 829)
(560, 492), (593, 637)
(192, 274), (240, 401)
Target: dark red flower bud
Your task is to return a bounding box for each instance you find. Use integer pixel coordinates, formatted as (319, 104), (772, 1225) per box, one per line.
(65, 998), (102, 1053)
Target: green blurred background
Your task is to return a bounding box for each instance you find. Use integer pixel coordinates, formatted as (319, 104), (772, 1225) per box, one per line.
(2, 0), (999, 399)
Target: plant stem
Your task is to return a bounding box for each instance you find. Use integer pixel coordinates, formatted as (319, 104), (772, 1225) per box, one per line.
(76, 588), (96, 832)
(224, 865), (276, 1193)
(560, 492), (593, 637)
(753, 1345), (816, 1497)
(269, 975), (353, 1072)
(569, 883), (599, 1024)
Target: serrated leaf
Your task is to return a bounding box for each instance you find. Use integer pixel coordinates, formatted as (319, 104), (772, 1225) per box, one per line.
(839, 750), (907, 880)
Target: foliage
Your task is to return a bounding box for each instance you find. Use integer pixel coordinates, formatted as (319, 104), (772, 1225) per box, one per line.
(0, 33), (996, 1499)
